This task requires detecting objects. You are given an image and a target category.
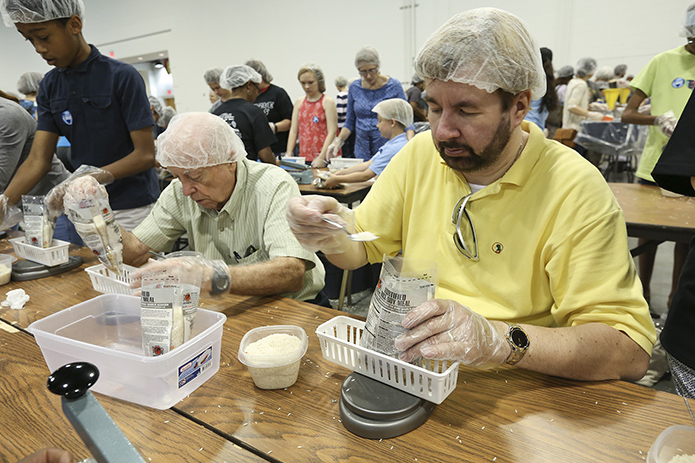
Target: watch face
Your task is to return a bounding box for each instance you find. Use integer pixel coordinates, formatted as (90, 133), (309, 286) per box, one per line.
(510, 328), (529, 348)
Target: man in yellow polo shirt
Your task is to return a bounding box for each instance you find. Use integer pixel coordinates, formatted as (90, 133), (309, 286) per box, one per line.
(286, 7), (655, 381)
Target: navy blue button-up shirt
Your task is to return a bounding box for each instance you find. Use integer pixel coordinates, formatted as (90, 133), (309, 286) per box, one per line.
(37, 45), (159, 210)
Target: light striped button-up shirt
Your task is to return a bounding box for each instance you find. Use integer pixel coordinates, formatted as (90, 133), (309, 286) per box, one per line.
(133, 158), (325, 301)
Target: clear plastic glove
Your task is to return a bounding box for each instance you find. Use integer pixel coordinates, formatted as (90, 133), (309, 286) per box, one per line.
(589, 102), (609, 112)
(394, 299), (509, 369)
(325, 137), (344, 160)
(45, 165), (115, 219)
(0, 194), (23, 231)
(310, 157), (328, 168)
(655, 110), (678, 137)
(587, 111), (605, 122)
(129, 256), (231, 296)
(285, 195), (354, 254)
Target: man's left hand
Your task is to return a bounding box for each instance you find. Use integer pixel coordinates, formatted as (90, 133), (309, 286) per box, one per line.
(130, 256), (230, 296)
(395, 299), (510, 369)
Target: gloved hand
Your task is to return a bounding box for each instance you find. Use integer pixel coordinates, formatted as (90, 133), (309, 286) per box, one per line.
(130, 255), (232, 296)
(45, 165), (115, 219)
(589, 102), (609, 112)
(0, 194), (23, 231)
(325, 137), (344, 160)
(394, 299), (510, 369)
(311, 156), (328, 168)
(587, 111), (605, 121)
(655, 110), (678, 137)
(286, 195), (354, 254)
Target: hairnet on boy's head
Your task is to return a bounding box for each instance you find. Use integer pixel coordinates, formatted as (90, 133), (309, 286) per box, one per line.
(203, 68), (223, 85)
(1, 0), (84, 26)
(594, 66), (614, 81)
(556, 65), (574, 78)
(335, 76), (348, 88)
(297, 63), (326, 93)
(575, 57), (597, 77)
(157, 106), (176, 128)
(354, 46), (380, 68)
(220, 65), (262, 90)
(17, 71), (43, 94)
(148, 96), (164, 118)
(156, 112), (246, 169)
(413, 8), (546, 100)
(245, 59), (273, 83)
(372, 98), (414, 128)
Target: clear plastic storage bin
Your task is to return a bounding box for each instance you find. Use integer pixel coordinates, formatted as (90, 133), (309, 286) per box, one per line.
(647, 425), (695, 463)
(85, 263), (136, 294)
(316, 316), (460, 404)
(10, 237), (69, 266)
(28, 294), (226, 409)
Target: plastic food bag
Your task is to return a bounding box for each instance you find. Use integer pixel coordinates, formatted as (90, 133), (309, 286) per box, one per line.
(360, 255), (437, 358)
(63, 177), (123, 273)
(21, 196), (55, 248)
(140, 256), (202, 357)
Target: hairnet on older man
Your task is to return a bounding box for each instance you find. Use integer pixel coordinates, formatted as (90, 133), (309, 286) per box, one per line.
(245, 59), (273, 83)
(298, 63), (326, 93)
(354, 45), (380, 68)
(681, 2), (695, 37)
(0, 0), (84, 26)
(17, 71), (43, 94)
(594, 66), (614, 81)
(148, 96), (165, 118)
(219, 65), (262, 91)
(575, 57), (598, 77)
(372, 98), (414, 128)
(156, 112), (247, 169)
(413, 7), (546, 100)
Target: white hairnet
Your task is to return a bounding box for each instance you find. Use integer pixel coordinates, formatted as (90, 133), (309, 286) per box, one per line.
(575, 57), (597, 77)
(245, 59), (273, 83)
(156, 112), (246, 169)
(157, 106), (176, 128)
(614, 64), (627, 76)
(556, 65), (574, 78)
(17, 70), (43, 94)
(298, 63), (326, 93)
(411, 73), (424, 85)
(1, 0), (84, 26)
(414, 8), (546, 100)
(372, 98), (414, 128)
(594, 66), (614, 81)
(148, 96), (164, 118)
(354, 46), (380, 68)
(682, 2), (695, 37)
(219, 65), (262, 90)
(203, 68), (223, 85)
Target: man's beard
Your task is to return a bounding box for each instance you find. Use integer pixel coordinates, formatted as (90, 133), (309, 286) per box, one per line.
(436, 113), (512, 173)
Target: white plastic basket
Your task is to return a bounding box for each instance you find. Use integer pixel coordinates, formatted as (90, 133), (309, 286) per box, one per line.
(9, 237), (69, 267)
(85, 263), (136, 294)
(316, 316), (460, 404)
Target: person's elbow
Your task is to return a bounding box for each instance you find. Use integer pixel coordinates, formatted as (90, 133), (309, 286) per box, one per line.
(281, 258), (306, 293)
(618, 343), (651, 382)
(620, 108), (638, 123)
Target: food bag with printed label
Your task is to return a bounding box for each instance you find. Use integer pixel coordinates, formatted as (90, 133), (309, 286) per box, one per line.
(140, 265), (201, 357)
(21, 196), (55, 248)
(360, 255), (438, 358)
(63, 177), (123, 273)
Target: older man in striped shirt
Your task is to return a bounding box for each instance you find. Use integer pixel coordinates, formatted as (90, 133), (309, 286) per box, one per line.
(119, 112), (325, 303)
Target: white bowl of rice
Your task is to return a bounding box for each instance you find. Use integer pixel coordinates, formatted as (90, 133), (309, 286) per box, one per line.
(238, 325), (308, 389)
(648, 425), (695, 463)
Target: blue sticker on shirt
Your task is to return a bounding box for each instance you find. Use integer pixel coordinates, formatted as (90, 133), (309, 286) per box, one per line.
(312, 116), (319, 123)
(673, 77), (685, 89)
(61, 110), (73, 125)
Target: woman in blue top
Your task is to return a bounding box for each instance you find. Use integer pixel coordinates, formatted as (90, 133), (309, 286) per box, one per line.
(326, 46), (413, 161)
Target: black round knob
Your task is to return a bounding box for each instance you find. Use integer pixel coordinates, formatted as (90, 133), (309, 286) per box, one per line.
(47, 362), (99, 400)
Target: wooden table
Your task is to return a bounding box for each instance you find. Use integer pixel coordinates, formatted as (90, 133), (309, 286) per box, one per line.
(609, 182), (695, 255)
(1, 244), (693, 463)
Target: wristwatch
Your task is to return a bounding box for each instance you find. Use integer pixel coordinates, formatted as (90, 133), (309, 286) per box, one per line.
(504, 323), (530, 366)
(209, 260), (230, 295)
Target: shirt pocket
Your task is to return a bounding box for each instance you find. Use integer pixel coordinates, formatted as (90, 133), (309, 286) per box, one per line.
(50, 98), (72, 134)
(236, 247), (265, 266)
(82, 95), (113, 129)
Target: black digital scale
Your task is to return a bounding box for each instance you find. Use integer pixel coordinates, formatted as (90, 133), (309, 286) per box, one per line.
(12, 255), (83, 281)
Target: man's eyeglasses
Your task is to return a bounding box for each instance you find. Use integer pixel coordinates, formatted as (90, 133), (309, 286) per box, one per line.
(358, 67), (379, 76)
(451, 194), (479, 261)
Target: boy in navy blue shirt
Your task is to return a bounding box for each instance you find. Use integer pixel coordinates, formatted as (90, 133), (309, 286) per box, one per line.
(0, 0), (159, 230)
